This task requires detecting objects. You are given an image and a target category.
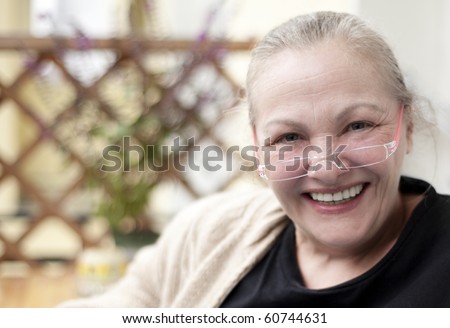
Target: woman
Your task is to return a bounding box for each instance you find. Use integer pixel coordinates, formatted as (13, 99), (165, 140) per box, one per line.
(63, 11), (450, 307)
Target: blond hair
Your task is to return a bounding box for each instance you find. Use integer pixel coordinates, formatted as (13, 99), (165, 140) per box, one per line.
(246, 11), (414, 124)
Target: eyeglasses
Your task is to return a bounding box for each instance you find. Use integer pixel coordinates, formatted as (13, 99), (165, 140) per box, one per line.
(257, 105), (404, 181)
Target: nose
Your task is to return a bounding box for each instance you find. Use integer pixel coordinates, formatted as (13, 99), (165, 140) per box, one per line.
(305, 136), (347, 184)
(306, 157), (347, 184)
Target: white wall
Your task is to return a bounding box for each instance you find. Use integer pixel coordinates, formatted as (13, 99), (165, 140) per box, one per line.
(160, 0), (358, 39)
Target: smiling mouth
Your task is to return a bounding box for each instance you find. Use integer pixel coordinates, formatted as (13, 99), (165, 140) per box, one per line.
(308, 184), (365, 205)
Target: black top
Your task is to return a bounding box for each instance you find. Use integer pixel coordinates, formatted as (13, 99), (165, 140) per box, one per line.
(221, 177), (450, 307)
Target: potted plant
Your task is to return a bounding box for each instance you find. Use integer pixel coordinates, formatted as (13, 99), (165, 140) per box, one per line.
(87, 112), (167, 249)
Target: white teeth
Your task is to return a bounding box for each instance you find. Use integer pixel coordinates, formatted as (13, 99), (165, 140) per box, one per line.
(343, 189), (350, 199)
(323, 194), (333, 202)
(332, 192), (343, 202)
(309, 184), (364, 203)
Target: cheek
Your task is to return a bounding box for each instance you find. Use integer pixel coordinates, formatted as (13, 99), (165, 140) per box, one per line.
(268, 180), (301, 207)
(372, 126), (409, 180)
(252, 126), (258, 146)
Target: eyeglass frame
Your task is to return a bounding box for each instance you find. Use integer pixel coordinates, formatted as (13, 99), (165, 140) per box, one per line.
(257, 104), (405, 181)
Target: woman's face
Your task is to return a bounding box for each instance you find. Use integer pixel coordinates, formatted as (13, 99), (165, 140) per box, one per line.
(252, 43), (412, 254)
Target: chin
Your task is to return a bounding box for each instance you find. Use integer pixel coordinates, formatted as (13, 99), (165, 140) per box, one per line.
(312, 228), (372, 250)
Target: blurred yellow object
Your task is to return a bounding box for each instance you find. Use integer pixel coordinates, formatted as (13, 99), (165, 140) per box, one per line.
(75, 248), (128, 297)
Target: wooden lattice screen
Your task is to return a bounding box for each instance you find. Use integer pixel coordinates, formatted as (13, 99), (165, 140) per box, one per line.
(0, 37), (253, 264)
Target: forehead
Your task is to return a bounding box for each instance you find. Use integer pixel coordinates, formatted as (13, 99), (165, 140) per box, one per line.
(251, 43), (392, 122)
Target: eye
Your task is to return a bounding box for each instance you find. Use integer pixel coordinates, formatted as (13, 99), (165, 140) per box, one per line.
(276, 133), (301, 144)
(347, 121), (374, 132)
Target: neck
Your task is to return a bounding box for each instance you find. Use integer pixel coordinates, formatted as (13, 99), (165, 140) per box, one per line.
(296, 233), (397, 289)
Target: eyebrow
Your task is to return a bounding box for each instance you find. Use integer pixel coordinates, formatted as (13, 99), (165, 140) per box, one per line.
(263, 119), (309, 138)
(263, 102), (387, 132)
(334, 103), (387, 122)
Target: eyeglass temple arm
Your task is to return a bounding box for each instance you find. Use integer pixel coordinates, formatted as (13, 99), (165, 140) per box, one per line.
(388, 104), (404, 151)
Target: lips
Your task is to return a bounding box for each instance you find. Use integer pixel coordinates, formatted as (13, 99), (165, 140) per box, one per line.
(308, 184), (365, 205)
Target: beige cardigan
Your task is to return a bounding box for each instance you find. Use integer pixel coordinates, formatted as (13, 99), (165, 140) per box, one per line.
(61, 188), (288, 307)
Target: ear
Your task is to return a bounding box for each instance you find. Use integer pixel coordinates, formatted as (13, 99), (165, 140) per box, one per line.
(406, 116), (414, 154)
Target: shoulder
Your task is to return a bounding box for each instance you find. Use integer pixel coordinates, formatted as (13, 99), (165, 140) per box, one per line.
(401, 177), (450, 245)
(152, 186), (287, 271)
(146, 187), (287, 302)
(164, 186), (285, 242)
(400, 176), (450, 212)
(182, 186), (279, 213)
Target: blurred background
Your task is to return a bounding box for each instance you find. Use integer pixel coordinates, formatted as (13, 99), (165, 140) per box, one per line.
(0, 0), (449, 307)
